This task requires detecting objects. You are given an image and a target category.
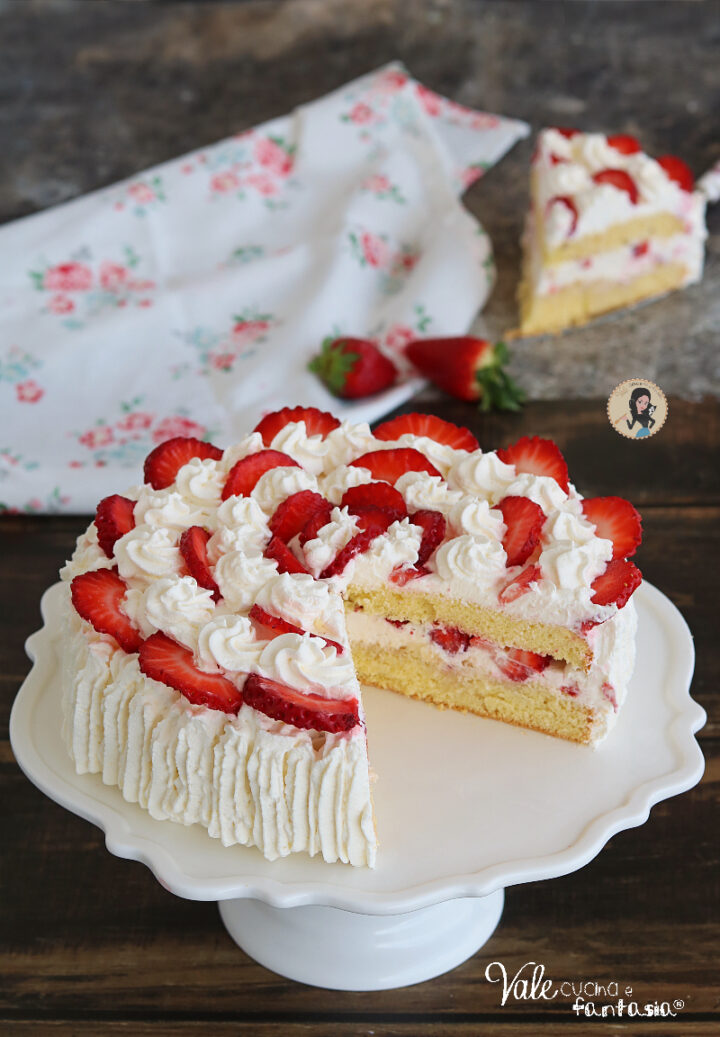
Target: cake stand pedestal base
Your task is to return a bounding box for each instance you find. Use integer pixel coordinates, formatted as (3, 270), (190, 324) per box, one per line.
(218, 890), (504, 990)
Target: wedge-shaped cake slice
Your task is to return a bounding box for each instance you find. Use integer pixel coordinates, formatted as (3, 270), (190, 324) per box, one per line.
(60, 408), (643, 869)
(517, 127), (707, 335)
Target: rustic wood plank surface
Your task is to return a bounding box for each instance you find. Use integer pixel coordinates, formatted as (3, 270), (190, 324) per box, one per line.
(3, 398), (718, 1033)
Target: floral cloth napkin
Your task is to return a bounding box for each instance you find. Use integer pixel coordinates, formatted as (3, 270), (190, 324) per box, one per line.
(0, 63), (528, 513)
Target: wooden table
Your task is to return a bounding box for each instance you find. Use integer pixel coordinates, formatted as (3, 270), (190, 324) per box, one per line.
(2, 0), (718, 1031)
(3, 397), (718, 1035)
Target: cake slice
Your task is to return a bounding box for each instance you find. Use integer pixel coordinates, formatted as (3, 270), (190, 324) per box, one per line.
(60, 408), (643, 868)
(517, 127), (707, 335)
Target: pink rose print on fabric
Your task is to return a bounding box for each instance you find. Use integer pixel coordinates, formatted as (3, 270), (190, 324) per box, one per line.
(361, 174), (406, 204)
(211, 171), (241, 194)
(348, 102), (374, 125)
(112, 175), (166, 215)
(70, 399), (218, 469)
(175, 309), (276, 378)
(255, 136), (294, 177)
(0, 346), (42, 388)
(348, 229), (422, 295)
(151, 415), (208, 444)
(44, 262), (93, 292)
(416, 84), (443, 117)
(0, 473), (69, 515)
(384, 325), (416, 352)
(15, 380), (44, 404)
(374, 68), (408, 93)
(29, 247), (156, 328)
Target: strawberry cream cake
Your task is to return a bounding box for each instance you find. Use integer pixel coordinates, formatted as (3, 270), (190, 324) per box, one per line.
(60, 407), (643, 868)
(517, 127), (707, 335)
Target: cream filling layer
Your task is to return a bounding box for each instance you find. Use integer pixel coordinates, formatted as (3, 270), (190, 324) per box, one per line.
(344, 601), (637, 719)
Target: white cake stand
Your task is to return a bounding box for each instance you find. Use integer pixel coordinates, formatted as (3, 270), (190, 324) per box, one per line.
(10, 581), (705, 990)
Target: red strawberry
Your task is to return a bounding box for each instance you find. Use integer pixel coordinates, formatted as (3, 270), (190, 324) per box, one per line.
(71, 569), (143, 654)
(607, 133), (641, 155)
(243, 673), (359, 733)
(498, 563), (542, 605)
(341, 482), (407, 522)
(139, 632), (242, 714)
(179, 526), (220, 601)
(349, 447), (441, 482)
(264, 535), (310, 575)
(546, 195), (578, 236)
(549, 154), (567, 165)
(581, 496), (642, 559)
(633, 241), (649, 258)
(95, 494), (136, 557)
(249, 604), (344, 654)
(592, 168), (639, 204)
(590, 558), (642, 608)
(309, 336), (397, 399)
(411, 509), (446, 567)
(496, 435), (569, 492)
(253, 406), (340, 446)
(320, 525), (388, 579)
(144, 437), (223, 490)
(390, 564), (430, 586)
(222, 449), (299, 500)
(372, 412), (479, 452)
(552, 127), (579, 138)
(657, 155), (694, 192)
(430, 624), (470, 654)
(498, 496), (546, 567)
(494, 647), (552, 682)
(269, 490), (331, 543)
(352, 506), (401, 532)
(299, 505), (334, 547)
(405, 338), (524, 411)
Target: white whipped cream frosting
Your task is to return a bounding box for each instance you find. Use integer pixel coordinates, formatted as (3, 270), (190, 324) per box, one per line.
(395, 471), (463, 516)
(144, 575), (217, 649)
(258, 633), (356, 696)
(251, 466), (317, 514)
(302, 506), (359, 577)
(197, 614), (268, 673)
(269, 421), (332, 477)
(434, 533), (507, 589)
(255, 572), (339, 635)
(448, 450), (516, 504)
(214, 550), (278, 610)
(115, 525), (181, 582)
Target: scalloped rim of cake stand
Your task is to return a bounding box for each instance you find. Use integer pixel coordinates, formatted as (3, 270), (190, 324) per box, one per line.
(10, 581), (705, 915)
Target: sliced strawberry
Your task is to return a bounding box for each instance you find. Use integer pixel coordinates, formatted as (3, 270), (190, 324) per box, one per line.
(341, 482), (407, 522)
(253, 406), (340, 446)
(607, 133), (641, 155)
(469, 634), (494, 652)
(320, 528), (383, 579)
(498, 563), (542, 605)
(71, 569), (143, 654)
(349, 447), (441, 483)
(264, 535), (310, 575)
(179, 526), (220, 601)
(386, 618), (409, 628)
(495, 647), (552, 683)
(633, 241), (649, 258)
(552, 127), (579, 139)
(352, 506), (400, 533)
(497, 435), (569, 492)
(590, 558), (642, 608)
(549, 153), (567, 165)
(498, 496), (546, 567)
(411, 509), (446, 567)
(430, 624), (470, 654)
(269, 490), (331, 543)
(581, 496), (642, 559)
(546, 195), (578, 236)
(222, 449), (299, 500)
(657, 154), (694, 192)
(592, 168), (639, 204)
(373, 413), (479, 452)
(309, 336), (397, 399)
(95, 494), (136, 557)
(390, 564), (431, 585)
(243, 673), (359, 733)
(405, 338), (524, 411)
(561, 683), (580, 698)
(143, 437), (223, 490)
(601, 682), (618, 710)
(139, 632), (242, 714)
(299, 505), (334, 547)
(249, 604), (344, 654)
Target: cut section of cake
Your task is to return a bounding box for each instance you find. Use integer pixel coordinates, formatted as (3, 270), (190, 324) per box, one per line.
(517, 127), (707, 335)
(60, 407), (643, 868)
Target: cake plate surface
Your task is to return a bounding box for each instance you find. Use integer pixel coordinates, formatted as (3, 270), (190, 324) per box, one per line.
(11, 581), (705, 989)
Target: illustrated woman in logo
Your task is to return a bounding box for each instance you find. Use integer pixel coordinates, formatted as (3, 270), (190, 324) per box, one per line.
(626, 387), (656, 438)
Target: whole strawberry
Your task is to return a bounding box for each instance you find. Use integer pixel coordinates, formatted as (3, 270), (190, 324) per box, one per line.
(309, 336), (397, 399)
(405, 336), (524, 411)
